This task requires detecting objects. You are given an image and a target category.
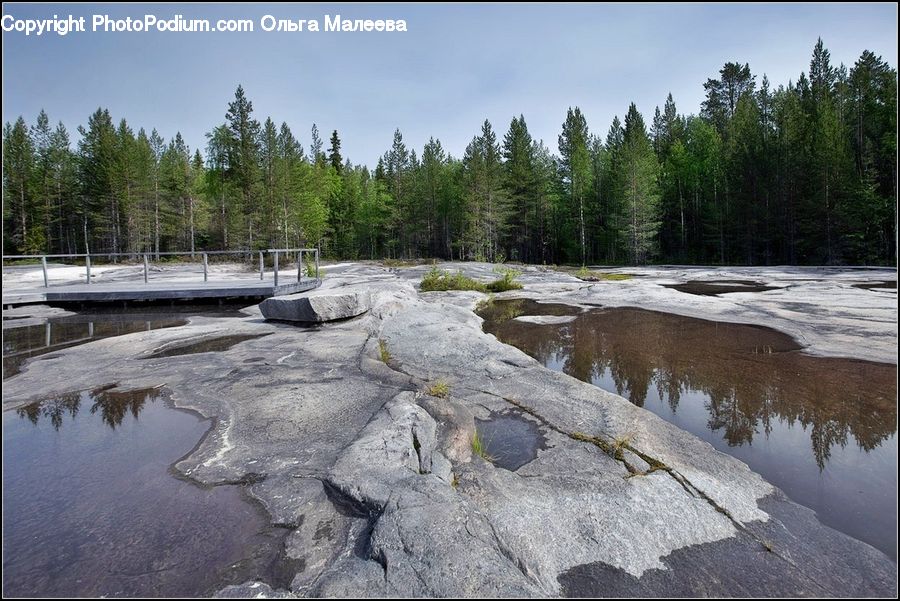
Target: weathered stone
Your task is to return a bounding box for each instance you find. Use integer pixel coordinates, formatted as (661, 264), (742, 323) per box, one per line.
(2, 261), (895, 598)
(260, 286), (371, 322)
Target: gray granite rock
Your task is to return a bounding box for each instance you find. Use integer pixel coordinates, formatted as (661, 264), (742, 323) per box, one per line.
(260, 286), (371, 322)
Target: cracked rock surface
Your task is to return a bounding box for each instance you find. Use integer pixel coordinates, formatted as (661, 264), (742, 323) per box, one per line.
(3, 262), (896, 597)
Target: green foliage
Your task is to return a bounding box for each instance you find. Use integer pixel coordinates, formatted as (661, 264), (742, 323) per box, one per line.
(426, 379), (450, 398)
(3, 42), (896, 266)
(471, 429), (494, 462)
(485, 267), (523, 292)
(420, 267), (487, 292)
(419, 267), (522, 293)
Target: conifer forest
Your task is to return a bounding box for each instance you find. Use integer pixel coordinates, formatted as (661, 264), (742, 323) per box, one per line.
(3, 39), (896, 266)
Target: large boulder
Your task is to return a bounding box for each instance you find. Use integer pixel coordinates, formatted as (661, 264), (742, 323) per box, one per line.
(260, 286), (372, 322)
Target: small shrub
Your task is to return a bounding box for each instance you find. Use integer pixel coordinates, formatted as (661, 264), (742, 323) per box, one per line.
(426, 378), (450, 398)
(486, 267), (523, 292)
(378, 339), (391, 363)
(420, 267), (487, 292)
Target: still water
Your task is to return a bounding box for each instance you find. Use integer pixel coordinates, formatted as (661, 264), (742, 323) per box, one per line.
(2, 304), (246, 379)
(2, 386), (293, 597)
(478, 299), (897, 560)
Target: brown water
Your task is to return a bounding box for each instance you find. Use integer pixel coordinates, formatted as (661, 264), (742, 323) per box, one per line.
(853, 280), (897, 290)
(664, 280), (780, 296)
(2, 386), (294, 597)
(478, 299), (898, 560)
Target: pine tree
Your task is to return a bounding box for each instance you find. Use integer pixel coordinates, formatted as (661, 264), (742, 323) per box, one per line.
(558, 107), (593, 264)
(225, 85), (261, 248)
(3, 117), (36, 252)
(502, 116), (539, 262)
(621, 103), (660, 264)
(328, 130), (343, 174)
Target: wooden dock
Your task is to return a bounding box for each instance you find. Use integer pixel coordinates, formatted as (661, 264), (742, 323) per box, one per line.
(2, 248), (322, 307)
(2, 279), (320, 307)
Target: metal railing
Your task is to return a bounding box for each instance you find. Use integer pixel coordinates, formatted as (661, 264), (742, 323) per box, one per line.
(1, 248), (319, 289)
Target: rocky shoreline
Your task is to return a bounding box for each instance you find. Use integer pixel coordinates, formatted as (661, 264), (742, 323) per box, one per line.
(3, 262), (897, 596)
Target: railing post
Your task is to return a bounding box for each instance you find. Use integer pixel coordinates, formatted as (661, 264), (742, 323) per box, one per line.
(315, 248), (319, 281)
(259, 251), (264, 280)
(273, 250), (279, 288)
(85, 254), (91, 285)
(41, 255), (48, 288)
(297, 250), (302, 283)
(45, 322), (51, 347)
(143, 254), (149, 284)
(202, 252), (208, 282)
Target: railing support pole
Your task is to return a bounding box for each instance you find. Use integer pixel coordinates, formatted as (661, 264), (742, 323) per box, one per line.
(297, 250), (302, 283)
(315, 249), (319, 281)
(273, 251), (279, 288)
(41, 256), (48, 288)
(85, 254), (91, 285)
(259, 251), (264, 280)
(143, 254), (149, 284)
(202, 253), (208, 282)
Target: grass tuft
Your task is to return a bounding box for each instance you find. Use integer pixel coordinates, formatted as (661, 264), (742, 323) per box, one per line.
(426, 378), (450, 398)
(574, 266), (633, 282)
(471, 428), (494, 462)
(378, 339), (391, 364)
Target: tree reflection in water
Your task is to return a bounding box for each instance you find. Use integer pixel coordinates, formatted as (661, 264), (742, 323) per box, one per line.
(480, 300), (896, 471)
(16, 386), (162, 431)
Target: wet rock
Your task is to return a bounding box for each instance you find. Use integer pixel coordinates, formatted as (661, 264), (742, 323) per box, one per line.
(214, 581), (293, 598)
(260, 286), (372, 322)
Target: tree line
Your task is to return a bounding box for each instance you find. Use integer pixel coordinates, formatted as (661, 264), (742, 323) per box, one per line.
(3, 39), (896, 265)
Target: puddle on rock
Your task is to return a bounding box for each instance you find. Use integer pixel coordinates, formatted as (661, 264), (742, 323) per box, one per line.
(477, 299), (580, 325)
(852, 280), (897, 290)
(478, 300), (898, 560)
(664, 280), (780, 296)
(2, 304), (251, 380)
(144, 333), (271, 359)
(475, 410), (547, 471)
(2, 386), (292, 597)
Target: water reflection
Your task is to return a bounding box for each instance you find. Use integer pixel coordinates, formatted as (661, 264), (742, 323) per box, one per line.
(143, 334), (271, 359)
(663, 280), (780, 296)
(2, 316), (187, 379)
(2, 388), (291, 597)
(479, 299), (898, 559)
(16, 385), (161, 431)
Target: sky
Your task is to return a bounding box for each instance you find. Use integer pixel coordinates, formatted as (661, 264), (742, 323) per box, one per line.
(2, 3), (897, 166)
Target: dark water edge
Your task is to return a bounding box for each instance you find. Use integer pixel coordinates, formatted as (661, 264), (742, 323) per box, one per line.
(478, 299), (898, 561)
(2, 303), (249, 379)
(2, 386), (293, 598)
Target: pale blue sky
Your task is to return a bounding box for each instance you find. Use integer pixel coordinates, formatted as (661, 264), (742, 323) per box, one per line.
(3, 3), (897, 166)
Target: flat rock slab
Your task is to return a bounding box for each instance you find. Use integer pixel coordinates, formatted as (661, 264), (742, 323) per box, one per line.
(260, 287), (371, 322)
